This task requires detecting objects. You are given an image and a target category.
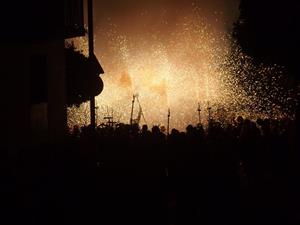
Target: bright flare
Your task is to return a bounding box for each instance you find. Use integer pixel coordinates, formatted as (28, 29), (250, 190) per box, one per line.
(68, 8), (296, 131)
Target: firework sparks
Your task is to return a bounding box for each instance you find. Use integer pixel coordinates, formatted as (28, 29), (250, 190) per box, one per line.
(68, 8), (296, 131)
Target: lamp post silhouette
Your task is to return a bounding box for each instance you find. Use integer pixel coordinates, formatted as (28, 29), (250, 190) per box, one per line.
(167, 108), (170, 135)
(130, 95), (136, 125)
(197, 102), (201, 125)
(88, 0), (96, 129)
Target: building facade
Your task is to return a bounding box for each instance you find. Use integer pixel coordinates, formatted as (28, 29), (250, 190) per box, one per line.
(0, 0), (86, 150)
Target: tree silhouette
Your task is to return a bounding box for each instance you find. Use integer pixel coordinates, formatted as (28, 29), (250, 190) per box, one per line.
(233, 0), (299, 84)
(65, 44), (104, 107)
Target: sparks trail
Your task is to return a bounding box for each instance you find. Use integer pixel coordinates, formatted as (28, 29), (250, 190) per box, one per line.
(68, 7), (296, 130)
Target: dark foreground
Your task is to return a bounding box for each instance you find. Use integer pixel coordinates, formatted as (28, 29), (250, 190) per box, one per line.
(2, 118), (299, 225)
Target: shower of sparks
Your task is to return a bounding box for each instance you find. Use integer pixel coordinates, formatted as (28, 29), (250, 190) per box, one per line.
(67, 8), (296, 131)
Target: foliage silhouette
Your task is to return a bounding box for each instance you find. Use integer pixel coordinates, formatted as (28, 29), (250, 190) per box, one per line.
(65, 43), (104, 107)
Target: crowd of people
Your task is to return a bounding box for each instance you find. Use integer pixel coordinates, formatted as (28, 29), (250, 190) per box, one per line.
(60, 117), (295, 224)
(70, 117), (294, 178)
(4, 116), (299, 224)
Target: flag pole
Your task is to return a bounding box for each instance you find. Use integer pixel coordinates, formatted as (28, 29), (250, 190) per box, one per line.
(130, 95), (135, 125)
(197, 102), (201, 125)
(167, 108), (170, 136)
(88, 0), (96, 129)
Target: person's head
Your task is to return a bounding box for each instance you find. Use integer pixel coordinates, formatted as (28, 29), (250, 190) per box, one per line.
(142, 124), (148, 133)
(236, 116), (244, 124)
(152, 126), (160, 134)
(250, 121), (257, 129)
(131, 124), (139, 134)
(160, 126), (166, 133)
(73, 125), (80, 134)
(243, 119), (251, 128)
(171, 128), (179, 136)
(186, 124), (193, 134)
(256, 118), (264, 126)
